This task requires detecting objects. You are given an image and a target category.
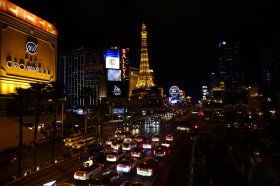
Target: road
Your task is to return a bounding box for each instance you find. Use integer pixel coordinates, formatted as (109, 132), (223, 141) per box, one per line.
(3, 113), (198, 186)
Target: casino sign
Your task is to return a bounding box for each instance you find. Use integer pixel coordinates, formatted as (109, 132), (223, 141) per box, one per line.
(169, 85), (180, 98)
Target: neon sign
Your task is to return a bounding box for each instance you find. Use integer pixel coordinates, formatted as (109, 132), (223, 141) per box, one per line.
(121, 49), (126, 80)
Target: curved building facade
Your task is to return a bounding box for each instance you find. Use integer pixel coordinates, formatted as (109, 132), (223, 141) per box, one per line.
(0, 0), (58, 95)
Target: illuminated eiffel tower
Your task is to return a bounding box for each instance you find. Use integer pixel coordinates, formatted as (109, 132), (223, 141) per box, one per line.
(135, 23), (155, 89)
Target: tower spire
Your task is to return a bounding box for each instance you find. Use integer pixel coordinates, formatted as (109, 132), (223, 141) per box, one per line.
(136, 23), (155, 89)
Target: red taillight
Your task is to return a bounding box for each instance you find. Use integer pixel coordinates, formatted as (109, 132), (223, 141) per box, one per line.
(153, 150), (156, 154)
(148, 168), (153, 172)
(194, 125), (198, 129)
(137, 167), (140, 171)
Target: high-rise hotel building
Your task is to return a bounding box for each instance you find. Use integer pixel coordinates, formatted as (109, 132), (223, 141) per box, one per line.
(217, 41), (240, 91)
(58, 47), (106, 110)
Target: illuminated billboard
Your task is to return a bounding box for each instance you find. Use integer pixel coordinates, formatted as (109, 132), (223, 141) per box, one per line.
(107, 69), (121, 81)
(107, 82), (128, 98)
(105, 48), (120, 69)
(169, 86), (180, 97)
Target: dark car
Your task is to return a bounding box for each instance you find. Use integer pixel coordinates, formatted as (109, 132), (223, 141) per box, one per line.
(89, 169), (123, 186)
(130, 147), (146, 158)
(79, 145), (106, 163)
(0, 153), (17, 166)
(121, 180), (143, 186)
(136, 157), (158, 176)
(153, 145), (170, 158)
(134, 135), (146, 143)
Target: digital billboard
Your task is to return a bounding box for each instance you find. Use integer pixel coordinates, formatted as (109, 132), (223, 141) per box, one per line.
(107, 69), (121, 81)
(107, 81), (128, 98)
(105, 48), (120, 69)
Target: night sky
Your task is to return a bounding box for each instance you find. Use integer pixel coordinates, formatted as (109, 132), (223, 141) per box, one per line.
(9, 0), (280, 102)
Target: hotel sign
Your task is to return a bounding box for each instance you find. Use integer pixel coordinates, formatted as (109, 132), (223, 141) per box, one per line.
(6, 40), (50, 75)
(26, 41), (38, 54)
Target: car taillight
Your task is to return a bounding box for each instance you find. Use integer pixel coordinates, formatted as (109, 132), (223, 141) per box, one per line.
(137, 167), (140, 171)
(148, 168), (152, 172)
(83, 173), (86, 177)
(153, 150), (156, 154)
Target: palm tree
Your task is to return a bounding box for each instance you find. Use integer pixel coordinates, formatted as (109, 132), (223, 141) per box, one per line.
(93, 102), (108, 144)
(46, 80), (65, 164)
(81, 86), (94, 139)
(9, 88), (31, 178)
(29, 82), (48, 171)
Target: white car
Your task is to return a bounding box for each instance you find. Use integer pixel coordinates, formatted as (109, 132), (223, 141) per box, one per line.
(177, 126), (191, 131)
(151, 135), (160, 142)
(72, 137), (95, 149)
(106, 151), (125, 162)
(73, 160), (104, 180)
(165, 134), (174, 142)
(116, 156), (138, 173)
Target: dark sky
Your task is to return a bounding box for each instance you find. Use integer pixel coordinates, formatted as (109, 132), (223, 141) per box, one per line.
(9, 0), (280, 102)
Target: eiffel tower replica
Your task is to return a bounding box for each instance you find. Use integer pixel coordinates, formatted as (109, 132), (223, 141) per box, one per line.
(131, 23), (162, 102)
(135, 23), (155, 89)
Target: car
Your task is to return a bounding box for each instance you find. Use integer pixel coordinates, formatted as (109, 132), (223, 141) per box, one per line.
(161, 140), (173, 148)
(115, 130), (132, 138)
(121, 180), (143, 186)
(0, 153), (17, 166)
(63, 133), (83, 143)
(64, 137), (81, 147)
(165, 134), (174, 141)
(73, 160), (104, 180)
(134, 135), (146, 143)
(116, 156), (138, 173)
(153, 145), (170, 158)
(177, 125), (191, 131)
(79, 145), (106, 163)
(132, 123), (141, 129)
(151, 135), (160, 142)
(72, 137), (96, 149)
(136, 157), (158, 176)
(142, 140), (154, 149)
(111, 139), (124, 150)
(130, 147), (146, 158)
(122, 141), (137, 151)
(105, 137), (118, 146)
(89, 169), (123, 186)
(106, 150), (125, 162)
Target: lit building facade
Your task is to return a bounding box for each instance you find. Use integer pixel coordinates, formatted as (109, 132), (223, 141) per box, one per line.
(129, 67), (139, 98)
(58, 47), (106, 110)
(0, 0), (58, 149)
(0, 0), (57, 95)
(217, 41), (240, 91)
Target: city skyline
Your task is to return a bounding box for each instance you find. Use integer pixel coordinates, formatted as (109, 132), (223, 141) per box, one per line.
(9, 0), (280, 102)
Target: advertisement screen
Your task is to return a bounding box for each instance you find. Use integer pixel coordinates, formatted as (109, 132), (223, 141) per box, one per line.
(105, 48), (120, 69)
(107, 82), (128, 98)
(107, 69), (121, 81)
(113, 108), (125, 114)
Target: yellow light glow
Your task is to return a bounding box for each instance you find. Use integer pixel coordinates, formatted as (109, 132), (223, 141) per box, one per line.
(8, 7), (18, 15)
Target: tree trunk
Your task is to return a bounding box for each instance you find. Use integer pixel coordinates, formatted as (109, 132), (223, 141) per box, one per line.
(51, 103), (58, 164)
(17, 102), (23, 178)
(32, 99), (40, 172)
